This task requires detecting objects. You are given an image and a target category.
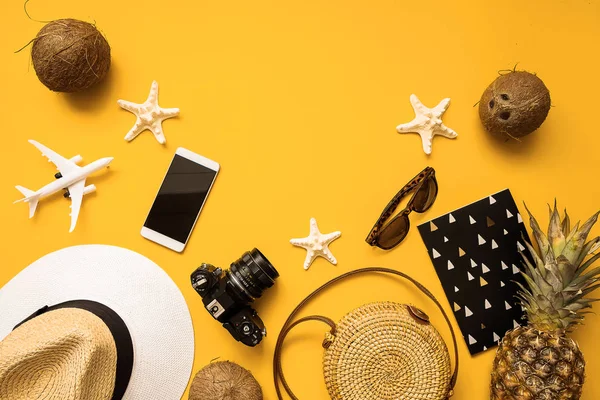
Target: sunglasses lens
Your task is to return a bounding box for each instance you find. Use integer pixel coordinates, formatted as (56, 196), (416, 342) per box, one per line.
(413, 177), (438, 213)
(376, 216), (410, 250)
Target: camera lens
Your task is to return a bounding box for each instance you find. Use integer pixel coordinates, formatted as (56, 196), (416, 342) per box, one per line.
(227, 248), (279, 301)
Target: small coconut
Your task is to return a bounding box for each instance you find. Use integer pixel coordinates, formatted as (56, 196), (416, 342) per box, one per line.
(31, 19), (111, 92)
(478, 71), (550, 139)
(188, 361), (263, 400)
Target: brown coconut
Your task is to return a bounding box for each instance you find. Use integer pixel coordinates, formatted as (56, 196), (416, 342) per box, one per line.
(31, 19), (111, 92)
(478, 71), (550, 139)
(189, 361), (263, 400)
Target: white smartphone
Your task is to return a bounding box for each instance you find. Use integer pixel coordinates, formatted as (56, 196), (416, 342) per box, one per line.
(141, 147), (220, 252)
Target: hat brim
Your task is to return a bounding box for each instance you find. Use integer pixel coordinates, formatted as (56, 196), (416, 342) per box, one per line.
(0, 245), (194, 400)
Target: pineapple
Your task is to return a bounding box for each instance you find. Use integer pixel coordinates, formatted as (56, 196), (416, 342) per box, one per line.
(491, 203), (600, 400)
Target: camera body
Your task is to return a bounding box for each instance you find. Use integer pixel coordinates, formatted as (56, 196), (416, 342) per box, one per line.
(191, 249), (279, 347)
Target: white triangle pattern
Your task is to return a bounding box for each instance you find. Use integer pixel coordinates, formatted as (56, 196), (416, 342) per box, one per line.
(423, 195), (528, 354)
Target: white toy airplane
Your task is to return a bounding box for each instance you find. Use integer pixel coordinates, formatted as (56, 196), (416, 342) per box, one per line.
(14, 140), (113, 232)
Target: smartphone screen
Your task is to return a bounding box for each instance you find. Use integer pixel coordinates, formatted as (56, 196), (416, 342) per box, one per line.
(143, 154), (218, 245)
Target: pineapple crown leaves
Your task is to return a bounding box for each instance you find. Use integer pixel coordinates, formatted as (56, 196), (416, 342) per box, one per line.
(519, 202), (600, 332)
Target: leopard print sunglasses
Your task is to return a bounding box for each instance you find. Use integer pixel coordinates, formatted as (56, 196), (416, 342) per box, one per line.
(366, 166), (437, 250)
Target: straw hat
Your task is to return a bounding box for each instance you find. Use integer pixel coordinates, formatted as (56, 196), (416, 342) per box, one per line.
(0, 245), (195, 400)
(0, 308), (118, 400)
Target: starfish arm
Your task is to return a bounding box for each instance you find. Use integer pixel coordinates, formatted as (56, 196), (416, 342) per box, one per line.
(322, 249), (338, 265)
(290, 238), (310, 248)
(436, 124), (458, 138)
(432, 98), (451, 116)
(322, 231), (341, 245)
(309, 218), (320, 235)
(409, 94), (429, 115)
(147, 81), (159, 104)
(304, 250), (316, 270)
(151, 124), (167, 145)
(117, 99), (143, 114)
(124, 119), (147, 142)
(419, 130), (434, 155)
(159, 107), (180, 119)
(396, 118), (421, 133)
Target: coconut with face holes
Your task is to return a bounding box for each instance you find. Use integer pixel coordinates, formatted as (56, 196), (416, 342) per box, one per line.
(478, 71), (550, 140)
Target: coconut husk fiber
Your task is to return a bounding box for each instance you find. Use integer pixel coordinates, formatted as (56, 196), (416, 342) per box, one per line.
(31, 19), (111, 92)
(189, 361), (263, 400)
(478, 71), (550, 140)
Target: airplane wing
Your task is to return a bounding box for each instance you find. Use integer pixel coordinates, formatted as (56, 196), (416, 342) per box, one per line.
(68, 179), (85, 233)
(29, 140), (80, 175)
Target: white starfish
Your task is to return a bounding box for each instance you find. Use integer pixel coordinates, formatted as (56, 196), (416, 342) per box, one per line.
(396, 94), (457, 155)
(290, 218), (341, 270)
(118, 81), (180, 144)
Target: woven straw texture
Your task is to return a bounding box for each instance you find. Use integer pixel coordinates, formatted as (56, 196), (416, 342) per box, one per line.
(0, 308), (116, 400)
(323, 302), (451, 400)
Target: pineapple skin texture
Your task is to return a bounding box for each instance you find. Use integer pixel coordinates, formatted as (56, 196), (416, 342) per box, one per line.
(491, 326), (585, 400)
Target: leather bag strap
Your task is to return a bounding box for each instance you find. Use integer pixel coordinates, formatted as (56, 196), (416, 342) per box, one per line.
(273, 267), (459, 400)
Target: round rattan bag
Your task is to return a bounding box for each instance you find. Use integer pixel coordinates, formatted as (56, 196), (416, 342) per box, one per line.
(273, 268), (459, 400)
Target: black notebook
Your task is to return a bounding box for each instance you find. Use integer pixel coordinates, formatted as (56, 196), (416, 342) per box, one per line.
(417, 189), (531, 355)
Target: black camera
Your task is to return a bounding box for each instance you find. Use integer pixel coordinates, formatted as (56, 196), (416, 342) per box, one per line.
(190, 248), (279, 347)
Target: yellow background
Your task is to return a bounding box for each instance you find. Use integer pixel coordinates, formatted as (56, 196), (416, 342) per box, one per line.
(1, 0), (599, 398)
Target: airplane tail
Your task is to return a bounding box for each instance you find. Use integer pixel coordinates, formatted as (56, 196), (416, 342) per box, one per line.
(14, 186), (39, 218)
